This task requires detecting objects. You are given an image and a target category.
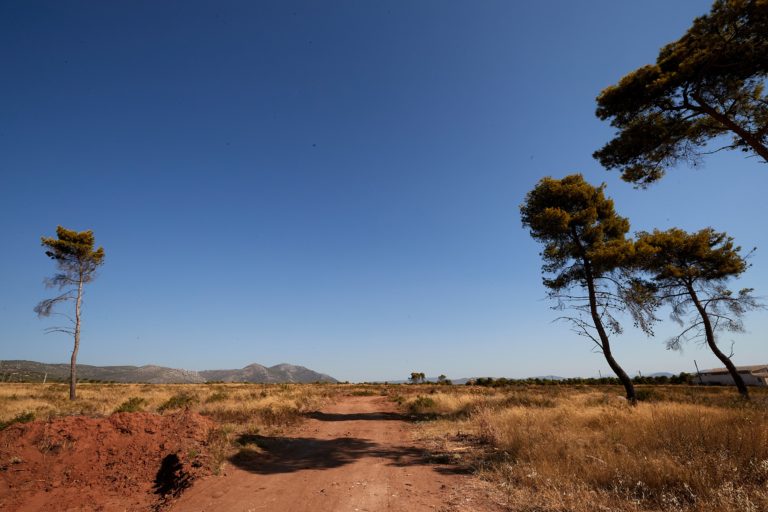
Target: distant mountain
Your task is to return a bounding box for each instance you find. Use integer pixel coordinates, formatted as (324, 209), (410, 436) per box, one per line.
(200, 363), (337, 383)
(0, 360), (205, 383)
(0, 360), (337, 384)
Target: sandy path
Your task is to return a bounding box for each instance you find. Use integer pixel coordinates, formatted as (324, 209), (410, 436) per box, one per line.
(170, 396), (493, 512)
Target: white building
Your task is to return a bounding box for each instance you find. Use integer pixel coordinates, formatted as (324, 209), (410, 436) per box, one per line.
(698, 365), (768, 387)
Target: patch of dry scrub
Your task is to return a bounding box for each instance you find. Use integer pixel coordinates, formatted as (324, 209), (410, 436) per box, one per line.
(0, 382), (333, 427)
(406, 385), (768, 512)
(0, 382), (338, 475)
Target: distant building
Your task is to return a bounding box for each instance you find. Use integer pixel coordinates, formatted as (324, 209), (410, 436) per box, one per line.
(697, 365), (768, 387)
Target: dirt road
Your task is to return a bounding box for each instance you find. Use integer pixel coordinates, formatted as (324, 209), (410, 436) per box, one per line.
(170, 395), (494, 512)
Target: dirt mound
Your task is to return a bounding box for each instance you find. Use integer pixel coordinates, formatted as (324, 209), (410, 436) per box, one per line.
(0, 410), (216, 511)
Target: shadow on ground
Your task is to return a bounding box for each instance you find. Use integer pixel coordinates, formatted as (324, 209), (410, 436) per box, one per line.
(229, 434), (468, 475)
(304, 411), (405, 422)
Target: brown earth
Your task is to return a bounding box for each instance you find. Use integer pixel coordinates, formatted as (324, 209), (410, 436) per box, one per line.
(170, 395), (497, 512)
(0, 396), (497, 511)
(0, 410), (215, 511)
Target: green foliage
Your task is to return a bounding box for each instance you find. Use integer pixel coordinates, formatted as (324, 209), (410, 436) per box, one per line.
(114, 397), (147, 413)
(636, 228), (747, 282)
(35, 226), (106, 401)
(205, 391), (229, 403)
(35, 226), (106, 319)
(409, 372), (426, 384)
(595, 0), (768, 186)
(521, 174), (638, 403)
(407, 395), (437, 415)
(634, 228), (761, 350)
(520, 174), (642, 336)
(41, 226), (105, 274)
(158, 392), (198, 412)
(0, 411), (35, 430)
(520, 174), (633, 291)
(467, 373), (694, 387)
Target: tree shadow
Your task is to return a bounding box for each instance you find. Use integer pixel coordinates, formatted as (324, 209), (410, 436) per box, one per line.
(229, 434), (467, 475)
(304, 411), (405, 422)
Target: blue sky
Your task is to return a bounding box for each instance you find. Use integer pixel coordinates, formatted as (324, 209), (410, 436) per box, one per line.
(1, 1), (766, 382)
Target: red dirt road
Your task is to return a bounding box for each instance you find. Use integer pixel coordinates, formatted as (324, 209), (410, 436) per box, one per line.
(171, 396), (494, 512)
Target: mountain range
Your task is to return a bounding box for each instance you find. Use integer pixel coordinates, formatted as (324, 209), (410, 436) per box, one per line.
(0, 360), (337, 384)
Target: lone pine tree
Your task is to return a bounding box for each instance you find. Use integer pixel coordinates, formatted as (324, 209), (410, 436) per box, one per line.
(35, 226), (105, 400)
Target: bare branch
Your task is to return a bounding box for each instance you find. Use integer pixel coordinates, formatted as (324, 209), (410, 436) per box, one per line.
(43, 327), (75, 336)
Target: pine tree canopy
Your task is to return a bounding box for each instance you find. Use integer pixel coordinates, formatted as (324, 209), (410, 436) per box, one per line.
(635, 228), (747, 283)
(594, 0), (768, 186)
(520, 174), (633, 290)
(41, 226), (105, 283)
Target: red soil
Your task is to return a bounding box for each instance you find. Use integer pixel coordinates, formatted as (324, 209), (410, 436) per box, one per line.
(0, 410), (215, 512)
(0, 398), (499, 511)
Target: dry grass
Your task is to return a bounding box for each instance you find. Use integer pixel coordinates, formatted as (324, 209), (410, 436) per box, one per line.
(404, 385), (768, 512)
(0, 381), (343, 474)
(0, 382), (337, 431)
(3, 381), (766, 510)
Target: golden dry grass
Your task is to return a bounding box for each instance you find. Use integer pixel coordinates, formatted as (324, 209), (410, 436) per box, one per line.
(3, 381), (766, 510)
(0, 381), (347, 474)
(0, 382), (336, 433)
(404, 385), (768, 512)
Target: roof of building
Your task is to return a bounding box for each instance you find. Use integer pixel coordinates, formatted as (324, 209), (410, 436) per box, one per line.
(699, 365), (768, 375)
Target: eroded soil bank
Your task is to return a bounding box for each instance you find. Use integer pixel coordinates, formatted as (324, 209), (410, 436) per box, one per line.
(0, 410), (214, 511)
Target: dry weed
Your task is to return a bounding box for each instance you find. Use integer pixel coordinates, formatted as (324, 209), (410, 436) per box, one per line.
(410, 385), (768, 511)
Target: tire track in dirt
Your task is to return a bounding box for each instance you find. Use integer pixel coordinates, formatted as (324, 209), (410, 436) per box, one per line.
(170, 396), (495, 512)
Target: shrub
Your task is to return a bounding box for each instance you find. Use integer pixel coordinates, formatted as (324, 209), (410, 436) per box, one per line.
(407, 395), (437, 415)
(0, 411), (35, 430)
(114, 397), (147, 413)
(158, 392), (198, 412)
(205, 391), (229, 403)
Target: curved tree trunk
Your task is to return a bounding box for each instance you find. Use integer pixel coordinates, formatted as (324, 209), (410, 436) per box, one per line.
(686, 283), (749, 399)
(574, 230), (636, 404)
(585, 271), (637, 404)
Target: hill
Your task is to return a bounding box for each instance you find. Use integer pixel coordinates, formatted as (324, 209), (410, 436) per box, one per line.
(0, 360), (337, 384)
(200, 363), (337, 383)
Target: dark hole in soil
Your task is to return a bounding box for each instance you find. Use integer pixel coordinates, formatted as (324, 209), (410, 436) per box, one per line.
(154, 453), (191, 497)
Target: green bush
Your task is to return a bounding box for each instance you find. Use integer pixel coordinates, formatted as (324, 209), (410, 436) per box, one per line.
(158, 392), (198, 412)
(408, 395), (437, 415)
(205, 391), (229, 403)
(114, 397), (147, 413)
(0, 411), (35, 430)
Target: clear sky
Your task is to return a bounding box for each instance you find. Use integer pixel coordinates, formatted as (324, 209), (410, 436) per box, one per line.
(1, 1), (766, 382)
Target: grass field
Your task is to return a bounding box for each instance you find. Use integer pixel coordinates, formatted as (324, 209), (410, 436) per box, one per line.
(2, 382), (766, 511)
(401, 384), (768, 511)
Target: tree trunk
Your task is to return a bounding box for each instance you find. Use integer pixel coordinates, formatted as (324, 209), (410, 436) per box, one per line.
(692, 93), (768, 164)
(70, 276), (83, 401)
(686, 283), (749, 399)
(585, 271), (637, 404)
(573, 230), (636, 404)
